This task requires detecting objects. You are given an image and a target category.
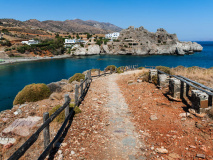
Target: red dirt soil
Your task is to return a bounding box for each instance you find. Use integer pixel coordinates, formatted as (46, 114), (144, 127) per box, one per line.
(117, 73), (213, 160)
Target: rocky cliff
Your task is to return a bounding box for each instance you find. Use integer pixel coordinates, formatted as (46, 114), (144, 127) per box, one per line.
(73, 26), (203, 56)
(107, 26), (203, 55)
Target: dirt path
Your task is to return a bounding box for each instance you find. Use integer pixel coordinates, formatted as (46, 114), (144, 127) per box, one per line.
(104, 71), (146, 159)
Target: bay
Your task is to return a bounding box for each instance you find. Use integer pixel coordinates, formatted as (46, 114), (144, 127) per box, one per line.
(0, 41), (212, 111)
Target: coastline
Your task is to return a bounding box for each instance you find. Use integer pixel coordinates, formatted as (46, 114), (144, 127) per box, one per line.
(0, 54), (72, 65)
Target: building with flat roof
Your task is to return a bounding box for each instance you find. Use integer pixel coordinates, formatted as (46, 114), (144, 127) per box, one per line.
(21, 39), (39, 45)
(105, 32), (120, 40)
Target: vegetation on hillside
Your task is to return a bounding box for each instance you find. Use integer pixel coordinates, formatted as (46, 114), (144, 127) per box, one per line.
(13, 83), (51, 105)
(69, 73), (85, 83)
(105, 65), (116, 71)
(16, 36), (65, 55)
(49, 104), (81, 123)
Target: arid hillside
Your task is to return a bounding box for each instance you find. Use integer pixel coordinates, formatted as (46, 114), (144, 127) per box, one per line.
(0, 18), (122, 34)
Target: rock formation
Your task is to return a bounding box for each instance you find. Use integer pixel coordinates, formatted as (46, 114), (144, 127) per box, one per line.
(73, 26), (203, 56)
(106, 26), (203, 55)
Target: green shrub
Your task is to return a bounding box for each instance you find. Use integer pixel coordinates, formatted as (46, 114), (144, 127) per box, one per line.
(116, 66), (124, 73)
(91, 69), (99, 72)
(138, 67), (144, 70)
(49, 104), (81, 123)
(105, 65), (116, 72)
(69, 73), (85, 83)
(156, 66), (171, 74)
(13, 83), (51, 105)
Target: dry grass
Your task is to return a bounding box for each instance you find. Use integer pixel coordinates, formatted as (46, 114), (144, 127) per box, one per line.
(171, 66), (213, 88)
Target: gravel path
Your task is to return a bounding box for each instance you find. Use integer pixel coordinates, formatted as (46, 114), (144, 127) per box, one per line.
(104, 71), (146, 159)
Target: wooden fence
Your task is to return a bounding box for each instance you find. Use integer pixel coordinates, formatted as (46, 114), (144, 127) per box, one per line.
(8, 65), (139, 160)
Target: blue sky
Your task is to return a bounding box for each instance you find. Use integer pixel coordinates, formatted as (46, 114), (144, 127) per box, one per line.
(1, 0), (213, 41)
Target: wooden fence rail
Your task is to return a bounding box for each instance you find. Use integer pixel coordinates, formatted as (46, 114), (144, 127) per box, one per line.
(8, 70), (92, 160)
(9, 65), (139, 160)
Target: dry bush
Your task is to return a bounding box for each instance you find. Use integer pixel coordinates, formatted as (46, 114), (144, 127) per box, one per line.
(156, 66), (172, 74)
(69, 73), (85, 83)
(49, 104), (81, 123)
(13, 83), (51, 105)
(171, 66), (213, 88)
(105, 65), (116, 71)
(207, 107), (213, 119)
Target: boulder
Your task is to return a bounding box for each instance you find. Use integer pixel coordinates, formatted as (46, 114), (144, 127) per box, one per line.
(155, 148), (168, 154)
(2, 116), (42, 137)
(87, 45), (101, 55)
(150, 115), (158, 121)
(62, 84), (74, 92)
(74, 48), (87, 55)
(47, 82), (62, 93)
(102, 45), (110, 53)
(49, 92), (63, 100)
(0, 137), (16, 145)
(176, 47), (185, 55)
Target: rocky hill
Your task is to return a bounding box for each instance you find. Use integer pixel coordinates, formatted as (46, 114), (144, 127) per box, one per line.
(113, 26), (203, 55)
(0, 18), (122, 34)
(74, 26), (203, 56)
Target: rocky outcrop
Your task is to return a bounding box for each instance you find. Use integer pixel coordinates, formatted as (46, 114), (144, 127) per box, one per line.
(106, 26), (203, 55)
(74, 48), (87, 55)
(72, 26), (203, 56)
(87, 45), (101, 55)
(0, 51), (9, 58)
(74, 45), (101, 55)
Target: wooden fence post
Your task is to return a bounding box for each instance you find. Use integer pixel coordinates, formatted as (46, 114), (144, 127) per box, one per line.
(115, 67), (117, 73)
(110, 67), (112, 74)
(98, 69), (100, 77)
(65, 94), (70, 118)
(122, 66), (124, 72)
(75, 84), (79, 106)
(43, 112), (50, 149)
(80, 79), (83, 96)
(85, 74), (88, 88)
(87, 72), (90, 84)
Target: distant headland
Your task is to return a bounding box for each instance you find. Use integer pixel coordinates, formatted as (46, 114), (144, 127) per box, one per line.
(74, 26), (203, 56)
(0, 18), (203, 59)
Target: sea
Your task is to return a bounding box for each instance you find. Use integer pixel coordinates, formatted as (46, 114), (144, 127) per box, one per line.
(0, 41), (212, 111)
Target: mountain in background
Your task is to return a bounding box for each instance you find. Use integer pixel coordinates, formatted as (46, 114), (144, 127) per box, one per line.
(0, 18), (122, 34)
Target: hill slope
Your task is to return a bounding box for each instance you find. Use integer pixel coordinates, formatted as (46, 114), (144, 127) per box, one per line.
(0, 18), (122, 34)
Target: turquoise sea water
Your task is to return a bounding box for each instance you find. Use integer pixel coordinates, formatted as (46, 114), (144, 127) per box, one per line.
(0, 41), (212, 111)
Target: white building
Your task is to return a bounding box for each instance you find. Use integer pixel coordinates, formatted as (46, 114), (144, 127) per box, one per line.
(21, 39), (39, 45)
(105, 32), (120, 39)
(65, 39), (76, 44)
(64, 39), (76, 48)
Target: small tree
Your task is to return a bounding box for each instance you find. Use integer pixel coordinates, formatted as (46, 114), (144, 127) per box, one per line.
(76, 33), (80, 39)
(55, 33), (59, 38)
(87, 33), (92, 39)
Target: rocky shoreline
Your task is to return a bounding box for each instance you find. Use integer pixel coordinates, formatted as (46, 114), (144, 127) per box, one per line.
(0, 54), (72, 65)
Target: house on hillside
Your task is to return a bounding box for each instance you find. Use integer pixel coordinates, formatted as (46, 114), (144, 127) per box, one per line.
(64, 39), (87, 48)
(21, 39), (39, 45)
(64, 39), (76, 48)
(105, 32), (120, 40)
